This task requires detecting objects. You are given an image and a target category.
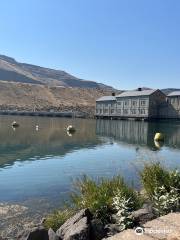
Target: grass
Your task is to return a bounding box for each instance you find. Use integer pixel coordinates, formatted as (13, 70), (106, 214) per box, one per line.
(70, 175), (143, 223)
(44, 208), (75, 231)
(44, 163), (180, 231)
(140, 162), (180, 216)
(140, 162), (170, 199)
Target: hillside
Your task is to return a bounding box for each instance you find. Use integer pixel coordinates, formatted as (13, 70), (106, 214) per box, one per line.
(0, 81), (116, 116)
(0, 55), (113, 89)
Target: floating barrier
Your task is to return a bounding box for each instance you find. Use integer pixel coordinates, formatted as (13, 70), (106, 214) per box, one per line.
(66, 125), (76, 134)
(11, 121), (19, 127)
(154, 132), (164, 141)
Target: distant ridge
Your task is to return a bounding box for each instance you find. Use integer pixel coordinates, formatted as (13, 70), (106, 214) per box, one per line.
(0, 54), (114, 90)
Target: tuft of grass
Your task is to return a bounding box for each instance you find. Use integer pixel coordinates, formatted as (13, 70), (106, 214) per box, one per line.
(43, 209), (75, 231)
(70, 175), (143, 223)
(140, 162), (180, 216)
(140, 162), (170, 199)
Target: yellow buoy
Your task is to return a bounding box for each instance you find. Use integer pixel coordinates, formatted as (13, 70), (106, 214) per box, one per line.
(66, 125), (76, 134)
(154, 140), (164, 149)
(11, 121), (19, 128)
(154, 132), (164, 141)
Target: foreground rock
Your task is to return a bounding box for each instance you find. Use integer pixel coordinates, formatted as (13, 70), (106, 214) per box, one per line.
(105, 212), (180, 240)
(56, 209), (92, 240)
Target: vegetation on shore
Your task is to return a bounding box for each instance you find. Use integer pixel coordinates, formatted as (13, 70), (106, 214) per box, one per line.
(44, 162), (180, 231)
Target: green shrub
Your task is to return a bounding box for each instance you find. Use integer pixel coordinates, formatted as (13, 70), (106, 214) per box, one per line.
(140, 162), (170, 199)
(44, 209), (75, 231)
(70, 175), (143, 223)
(112, 190), (134, 230)
(153, 185), (180, 216)
(140, 163), (180, 216)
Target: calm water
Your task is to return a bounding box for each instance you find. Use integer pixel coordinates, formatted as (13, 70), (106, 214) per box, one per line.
(0, 116), (180, 210)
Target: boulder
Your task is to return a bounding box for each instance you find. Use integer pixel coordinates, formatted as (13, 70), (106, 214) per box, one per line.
(130, 205), (155, 225)
(104, 224), (122, 237)
(56, 209), (92, 240)
(90, 219), (106, 240)
(48, 228), (60, 240)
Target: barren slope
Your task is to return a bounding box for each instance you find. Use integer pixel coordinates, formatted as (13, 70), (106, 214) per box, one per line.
(0, 81), (115, 115)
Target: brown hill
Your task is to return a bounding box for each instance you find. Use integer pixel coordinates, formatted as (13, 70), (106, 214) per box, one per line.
(0, 54), (114, 89)
(0, 81), (116, 116)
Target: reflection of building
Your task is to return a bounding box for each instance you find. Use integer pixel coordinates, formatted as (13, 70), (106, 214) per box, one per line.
(96, 119), (154, 147)
(96, 89), (180, 119)
(96, 119), (180, 150)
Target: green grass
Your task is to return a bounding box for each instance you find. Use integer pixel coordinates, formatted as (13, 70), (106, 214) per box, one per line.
(140, 162), (180, 216)
(44, 209), (75, 231)
(140, 162), (170, 199)
(70, 175), (143, 223)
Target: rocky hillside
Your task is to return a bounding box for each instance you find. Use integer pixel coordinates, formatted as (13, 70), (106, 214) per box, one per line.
(0, 54), (113, 89)
(0, 54), (118, 116)
(0, 81), (116, 115)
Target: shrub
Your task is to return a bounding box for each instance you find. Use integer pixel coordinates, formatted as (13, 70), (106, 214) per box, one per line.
(112, 190), (134, 230)
(70, 175), (143, 223)
(153, 185), (180, 216)
(140, 162), (170, 199)
(140, 163), (180, 216)
(44, 209), (75, 231)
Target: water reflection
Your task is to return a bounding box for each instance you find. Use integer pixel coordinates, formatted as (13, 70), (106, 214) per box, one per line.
(96, 119), (180, 151)
(0, 116), (102, 168)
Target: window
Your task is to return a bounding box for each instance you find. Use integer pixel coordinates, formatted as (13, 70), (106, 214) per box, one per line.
(111, 109), (114, 114)
(140, 100), (146, 106)
(140, 109), (146, 115)
(132, 101), (137, 106)
(117, 101), (122, 106)
(124, 100), (129, 106)
(123, 109), (128, 114)
(131, 109), (136, 114)
(117, 109), (121, 114)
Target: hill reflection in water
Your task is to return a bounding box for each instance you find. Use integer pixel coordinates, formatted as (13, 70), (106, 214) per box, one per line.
(0, 116), (102, 168)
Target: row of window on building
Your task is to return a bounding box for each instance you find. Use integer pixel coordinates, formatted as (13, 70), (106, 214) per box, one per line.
(97, 108), (147, 115)
(97, 99), (148, 108)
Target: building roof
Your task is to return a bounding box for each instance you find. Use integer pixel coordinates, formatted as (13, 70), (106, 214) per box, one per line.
(116, 89), (157, 98)
(96, 96), (116, 102)
(167, 91), (180, 97)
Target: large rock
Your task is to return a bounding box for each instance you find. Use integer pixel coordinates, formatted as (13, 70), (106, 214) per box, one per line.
(130, 205), (155, 225)
(104, 224), (123, 237)
(90, 219), (106, 240)
(103, 229), (154, 240)
(56, 209), (92, 240)
(48, 228), (60, 240)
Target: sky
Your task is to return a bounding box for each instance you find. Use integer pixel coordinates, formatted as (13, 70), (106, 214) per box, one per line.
(0, 0), (180, 90)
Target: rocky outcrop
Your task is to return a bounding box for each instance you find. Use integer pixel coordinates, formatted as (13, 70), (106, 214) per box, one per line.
(56, 209), (92, 240)
(105, 212), (180, 240)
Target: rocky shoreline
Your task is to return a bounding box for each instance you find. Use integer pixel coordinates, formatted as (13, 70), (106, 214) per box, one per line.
(1, 206), (179, 240)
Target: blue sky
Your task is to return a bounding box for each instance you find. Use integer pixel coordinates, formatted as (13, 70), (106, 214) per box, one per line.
(0, 0), (180, 89)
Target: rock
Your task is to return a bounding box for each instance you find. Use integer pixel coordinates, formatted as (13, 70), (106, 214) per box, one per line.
(90, 219), (106, 240)
(103, 229), (154, 240)
(18, 226), (49, 240)
(104, 224), (122, 237)
(56, 209), (92, 240)
(167, 233), (180, 240)
(48, 228), (60, 240)
(130, 205), (155, 225)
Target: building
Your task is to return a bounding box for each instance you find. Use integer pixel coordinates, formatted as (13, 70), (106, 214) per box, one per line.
(96, 88), (179, 120)
(167, 91), (180, 117)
